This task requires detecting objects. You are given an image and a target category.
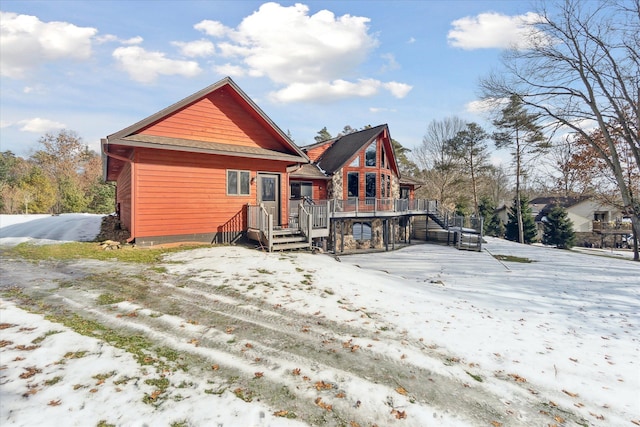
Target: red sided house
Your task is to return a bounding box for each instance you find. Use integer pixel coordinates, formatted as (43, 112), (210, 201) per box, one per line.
(104, 78), (478, 251)
(102, 77), (309, 246)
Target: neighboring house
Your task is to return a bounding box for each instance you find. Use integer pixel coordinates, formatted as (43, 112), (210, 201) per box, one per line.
(104, 77), (471, 251)
(102, 77), (309, 246)
(531, 196), (629, 245)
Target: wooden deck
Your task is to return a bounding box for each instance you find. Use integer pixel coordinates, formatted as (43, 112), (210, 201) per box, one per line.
(247, 199), (484, 252)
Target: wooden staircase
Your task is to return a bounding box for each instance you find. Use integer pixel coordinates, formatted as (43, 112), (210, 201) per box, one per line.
(269, 228), (311, 251)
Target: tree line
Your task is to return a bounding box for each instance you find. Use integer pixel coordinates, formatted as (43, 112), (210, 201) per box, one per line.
(0, 130), (115, 215)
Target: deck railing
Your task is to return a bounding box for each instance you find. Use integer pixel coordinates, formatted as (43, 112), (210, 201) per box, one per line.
(592, 220), (632, 233)
(328, 198), (440, 216)
(298, 203), (312, 246)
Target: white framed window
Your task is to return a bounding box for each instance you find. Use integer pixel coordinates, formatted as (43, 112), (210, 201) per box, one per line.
(227, 170), (250, 195)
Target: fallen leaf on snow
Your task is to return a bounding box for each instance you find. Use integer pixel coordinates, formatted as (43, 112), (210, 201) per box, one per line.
(391, 409), (407, 419)
(508, 373), (527, 383)
(19, 366), (42, 379)
(562, 389), (579, 397)
(315, 397), (332, 411)
(48, 399), (62, 406)
(315, 381), (333, 390)
(395, 386), (408, 395)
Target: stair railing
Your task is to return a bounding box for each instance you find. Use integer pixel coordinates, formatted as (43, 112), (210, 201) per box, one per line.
(298, 203), (313, 247)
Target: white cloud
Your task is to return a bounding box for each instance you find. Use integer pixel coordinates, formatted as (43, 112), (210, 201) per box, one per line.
(112, 46), (201, 83)
(172, 39), (215, 57)
(17, 118), (66, 133)
(448, 12), (544, 50)
(194, 2), (411, 103)
(380, 53), (399, 72)
(465, 98), (505, 114)
(96, 34), (143, 45)
(0, 120), (12, 129)
(407, 37), (416, 44)
(383, 81), (412, 98)
(0, 11), (97, 78)
(194, 19), (230, 37)
(218, 3), (378, 84)
(270, 78), (411, 103)
(369, 107), (396, 113)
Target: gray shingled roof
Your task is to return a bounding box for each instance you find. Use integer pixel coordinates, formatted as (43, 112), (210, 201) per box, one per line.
(115, 134), (307, 162)
(289, 163), (330, 179)
(314, 124), (388, 174)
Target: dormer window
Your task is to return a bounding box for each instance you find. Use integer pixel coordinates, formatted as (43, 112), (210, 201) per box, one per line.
(365, 140), (376, 167)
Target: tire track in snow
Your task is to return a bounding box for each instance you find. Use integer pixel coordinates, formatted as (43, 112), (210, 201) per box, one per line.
(1, 256), (591, 427)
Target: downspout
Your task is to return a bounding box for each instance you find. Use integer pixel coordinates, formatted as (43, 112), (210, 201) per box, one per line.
(102, 140), (136, 243)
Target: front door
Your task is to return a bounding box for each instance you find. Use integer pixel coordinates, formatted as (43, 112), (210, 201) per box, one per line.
(258, 173), (280, 225)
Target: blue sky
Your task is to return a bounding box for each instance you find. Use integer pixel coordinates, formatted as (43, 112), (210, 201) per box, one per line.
(1, 0), (537, 159)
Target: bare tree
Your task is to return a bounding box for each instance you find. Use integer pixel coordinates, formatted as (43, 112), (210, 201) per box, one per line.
(481, 0), (639, 258)
(545, 135), (593, 196)
(413, 117), (466, 207)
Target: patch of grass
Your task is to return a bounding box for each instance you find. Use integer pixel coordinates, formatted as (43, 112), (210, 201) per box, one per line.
(32, 330), (63, 344)
(64, 351), (88, 359)
(43, 311), (175, 372)
(44, 376), (63, 386)
(93, 371), (117, 381)
(492, 254), (534, 263)
(465, 371), (483, 382)
(6, 242), (205, 264)
(170, 420), (189, 427)
(97, 421), (115, 427)
(113, 376), (137, 385)
(233, 387), (254, 402)
(150, 266), (168, 274)
(323, 288), (334, 295)
(255, 268), (273, 274)
(96, 293), (125, 306)
(145, 377), (170, 390)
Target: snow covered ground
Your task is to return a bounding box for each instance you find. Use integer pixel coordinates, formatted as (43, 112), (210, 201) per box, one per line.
(1, 214), (639, 426)
(0, 214), (104, 246)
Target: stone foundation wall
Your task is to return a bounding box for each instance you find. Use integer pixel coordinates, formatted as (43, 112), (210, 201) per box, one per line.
(331, 218), (407, 252)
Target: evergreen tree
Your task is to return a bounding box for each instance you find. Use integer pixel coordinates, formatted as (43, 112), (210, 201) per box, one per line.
(493, 95), (547, 243)
(314, 126), (332, 143)
(542, 205), (576, 249)
(505, 194), (537, 243)
(478, 195), (505, 237)
(449, 122), (491, 216)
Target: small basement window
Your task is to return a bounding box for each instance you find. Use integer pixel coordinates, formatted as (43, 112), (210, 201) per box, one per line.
(227, 170), (250, 195)
(352, 221), (372, 240)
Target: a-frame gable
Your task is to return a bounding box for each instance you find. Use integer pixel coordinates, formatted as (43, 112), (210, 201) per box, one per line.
(314, 124), (400, 176)
(106, 77), (308, 161)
